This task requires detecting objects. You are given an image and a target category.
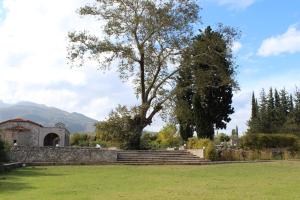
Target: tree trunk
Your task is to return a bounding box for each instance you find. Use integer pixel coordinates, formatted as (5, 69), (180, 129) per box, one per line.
(127, 125), (144, 149)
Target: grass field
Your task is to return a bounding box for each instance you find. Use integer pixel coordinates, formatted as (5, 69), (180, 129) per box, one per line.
(0, 161), (300, 200)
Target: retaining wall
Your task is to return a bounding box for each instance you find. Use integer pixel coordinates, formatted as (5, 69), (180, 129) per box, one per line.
(8, 146), (118, 164)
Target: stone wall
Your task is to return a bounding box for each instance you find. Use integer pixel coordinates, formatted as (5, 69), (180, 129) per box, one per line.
(187, 149), (204, 159)
(8, 146), (118, 164)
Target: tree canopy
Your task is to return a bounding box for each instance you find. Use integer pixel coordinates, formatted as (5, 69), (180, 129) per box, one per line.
(68, 0), (200, 149)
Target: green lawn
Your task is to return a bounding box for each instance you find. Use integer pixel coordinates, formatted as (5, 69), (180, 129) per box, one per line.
(0, 161), (300, 200)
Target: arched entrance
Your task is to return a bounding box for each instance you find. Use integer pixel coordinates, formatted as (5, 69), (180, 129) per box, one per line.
(43, 133), (60, 146)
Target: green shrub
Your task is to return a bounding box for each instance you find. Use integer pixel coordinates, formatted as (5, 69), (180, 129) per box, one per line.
(214, 133), (231, 144)
(187, 138), (211, 149)
(70, 133), (115, 148)
(156, 124), (182, 148)
(140, 126), (182, 150)
(140, 133), (160, 150)
(241, 133), (299, 151)
(205, 142), (217, 160)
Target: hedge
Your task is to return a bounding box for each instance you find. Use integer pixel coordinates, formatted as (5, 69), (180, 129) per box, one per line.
(241, 133), (299, 151)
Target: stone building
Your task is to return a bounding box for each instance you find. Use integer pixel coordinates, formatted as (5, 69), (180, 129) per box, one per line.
(0, 118), (70, 147)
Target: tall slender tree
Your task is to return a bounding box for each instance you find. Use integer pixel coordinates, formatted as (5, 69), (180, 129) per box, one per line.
(248, 92), (260, 133)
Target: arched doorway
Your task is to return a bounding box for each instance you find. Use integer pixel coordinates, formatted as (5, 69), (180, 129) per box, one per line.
(43, 133), (60, 146)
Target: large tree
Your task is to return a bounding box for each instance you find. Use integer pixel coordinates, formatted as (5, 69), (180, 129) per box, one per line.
(175, 26), (239, 140)
(68, 0), (200, 149)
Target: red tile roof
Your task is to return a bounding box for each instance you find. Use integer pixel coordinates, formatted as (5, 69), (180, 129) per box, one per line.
(0, 118), (43, 127)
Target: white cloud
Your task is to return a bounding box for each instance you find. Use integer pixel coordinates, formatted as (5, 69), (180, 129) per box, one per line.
(258, 25), (300, 57)
(81, 97), (117, 120)
(213, 0), (255, 10)
(231, 41), (242, 53)
(0, 0), (138, 123)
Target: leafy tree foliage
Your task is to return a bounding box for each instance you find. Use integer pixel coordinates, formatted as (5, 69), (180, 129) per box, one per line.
(215, 133), (230, 144)
(175, 26), (239, 140)
(156, 124), (181, 148)
(95, 105), (140, 149)
(140, 125), (181, 149)
(248, 87), (300, 135)
(68, 0), (200, 149)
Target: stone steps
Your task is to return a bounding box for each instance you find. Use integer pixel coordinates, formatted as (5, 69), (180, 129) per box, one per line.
(117, 150), (205, 165)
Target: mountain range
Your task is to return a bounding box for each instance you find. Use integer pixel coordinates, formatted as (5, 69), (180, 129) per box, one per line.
(0, 101), (98, 133)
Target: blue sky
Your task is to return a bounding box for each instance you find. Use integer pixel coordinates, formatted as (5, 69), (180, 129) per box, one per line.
(0, 0), (300, 134)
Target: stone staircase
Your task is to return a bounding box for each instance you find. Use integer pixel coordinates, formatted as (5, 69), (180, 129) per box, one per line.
(117, 150), (205, 165)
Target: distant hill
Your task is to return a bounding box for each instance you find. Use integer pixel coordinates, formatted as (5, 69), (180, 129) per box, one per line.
(0, 101), (98, 133)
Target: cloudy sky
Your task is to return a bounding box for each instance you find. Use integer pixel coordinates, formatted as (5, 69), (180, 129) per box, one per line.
(0, 0), (300, 134)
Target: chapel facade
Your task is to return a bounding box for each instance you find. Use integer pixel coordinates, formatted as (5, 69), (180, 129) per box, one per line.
(0, 118), (70, 147)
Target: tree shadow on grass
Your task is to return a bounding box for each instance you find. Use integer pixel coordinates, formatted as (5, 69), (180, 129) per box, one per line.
(0, 181), (34, 193)
(7, 167), (65, 177)
(0, 167), (65, 193)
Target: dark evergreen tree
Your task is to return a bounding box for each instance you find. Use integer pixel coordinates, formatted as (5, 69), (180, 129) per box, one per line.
(288, 94), (294, 114)
(259, 89), (269, 132)
(175, 69), (194, 141)
(175, 26), (239, 140)
(267, 88), (275, 126)
(280, 89), (289, 117)
(251, 92), (258, 119)
(273, 89), (285, 131)
(248, 87), (300, 135)
(248, 92), (260, 133)
(294, 90), (300, 124)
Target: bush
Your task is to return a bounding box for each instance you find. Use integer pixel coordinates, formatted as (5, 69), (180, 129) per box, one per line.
(140, 125), (182, 150)
(156, 124), (182, 148)
(241, 133), (299, 151)
(70, 133), (112, 148)
(187, 138), (217, 160)
(186, 138), (211, 149)
(140, 133), (160, 150)
(214, 133), (231, 145)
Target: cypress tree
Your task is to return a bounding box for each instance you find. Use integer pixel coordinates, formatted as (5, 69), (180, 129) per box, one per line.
(273, 89), (285, 131)
(175, 26), (238, 140)
(175, 68), (194, 141)
(248, 92), (261, 133)
(294, 90), (300, 123)
(288, 94), (294, 114)
(280, 89), (289, 117)
(259, 89), (269, 132)
(251, 92), (258, 119)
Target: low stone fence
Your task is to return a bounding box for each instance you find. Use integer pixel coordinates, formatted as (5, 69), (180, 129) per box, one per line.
(8, 146), (118, 164)
(187, 149), (204, 159)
